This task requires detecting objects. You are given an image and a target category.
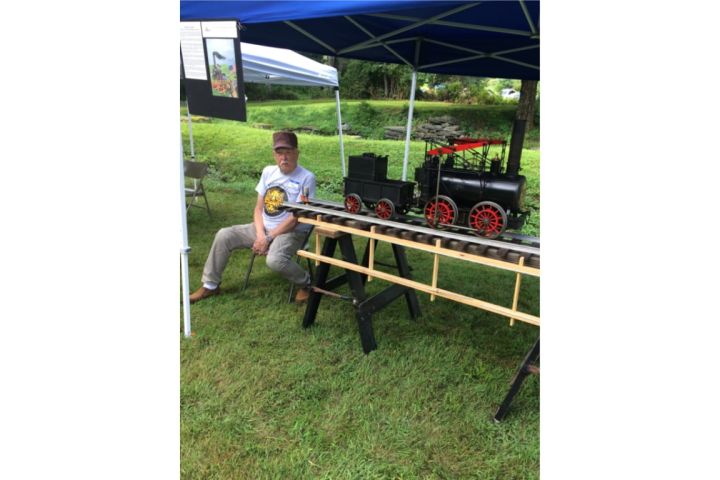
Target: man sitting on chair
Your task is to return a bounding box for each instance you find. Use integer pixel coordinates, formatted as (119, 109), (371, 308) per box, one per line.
(190, 131), (316, 304)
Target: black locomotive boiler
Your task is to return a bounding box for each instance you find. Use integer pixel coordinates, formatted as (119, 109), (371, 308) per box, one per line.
(343, 138), (527, 238)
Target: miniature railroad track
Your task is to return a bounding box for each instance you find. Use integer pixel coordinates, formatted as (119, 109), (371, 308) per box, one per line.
(283, 200), (540, 269)
(305, 199), (540, 248)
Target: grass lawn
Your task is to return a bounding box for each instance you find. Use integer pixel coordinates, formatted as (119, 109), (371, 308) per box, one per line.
(181, 104), (540, 479)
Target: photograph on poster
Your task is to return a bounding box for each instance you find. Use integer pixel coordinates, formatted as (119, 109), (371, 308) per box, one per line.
(205, 38), (238, 98)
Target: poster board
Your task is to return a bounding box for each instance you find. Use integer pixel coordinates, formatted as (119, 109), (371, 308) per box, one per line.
(180, 21), (246, 121)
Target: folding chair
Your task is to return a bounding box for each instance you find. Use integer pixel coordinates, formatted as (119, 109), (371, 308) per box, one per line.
(242, 227), (315, 302)
(184, 160), (211, 217)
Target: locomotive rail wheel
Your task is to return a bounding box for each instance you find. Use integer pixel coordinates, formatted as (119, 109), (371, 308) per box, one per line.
(375, 198), (395, 219)
(424, 195), (458, 228)
(468, 201), (507, 238)
(344, 193), (362, 214)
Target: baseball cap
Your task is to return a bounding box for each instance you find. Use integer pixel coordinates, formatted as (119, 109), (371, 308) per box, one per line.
(272, 131), (298, 150)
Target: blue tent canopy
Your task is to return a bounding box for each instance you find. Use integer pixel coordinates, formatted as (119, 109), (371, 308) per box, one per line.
(180, 1), (539, 80)
(178, 1), (540, 336)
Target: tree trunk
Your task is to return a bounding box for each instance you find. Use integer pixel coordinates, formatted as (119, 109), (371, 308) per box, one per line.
(518, 79), (538, 131)
(383, 74), (389, 98)
(506, 80), (538, 177)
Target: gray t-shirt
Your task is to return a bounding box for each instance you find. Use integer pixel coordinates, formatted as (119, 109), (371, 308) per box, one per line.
(255, 164), (316, 232)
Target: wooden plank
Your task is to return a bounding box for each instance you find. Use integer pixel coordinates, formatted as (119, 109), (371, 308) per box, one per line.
(431, 239), (441, 302)
(298, 217), (540, 277)
(509, 256), (525, 327)
(315, 228), (345, 239)
(314, 215), (321, 266)
(298, 250), (540, 327)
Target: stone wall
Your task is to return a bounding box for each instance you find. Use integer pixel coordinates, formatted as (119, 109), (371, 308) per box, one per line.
(383, 115), (464, 141)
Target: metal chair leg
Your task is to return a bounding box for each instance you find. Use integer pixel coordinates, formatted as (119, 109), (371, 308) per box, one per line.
(202, 192), (211, 218)
(245, 252), (305, 301)
(242, 253), (256, 292)
(186, 191), (199, 212)
(288, 229), (315, 302)
(287, 254), (304, 303)
(288, 281), (295, 303)
(245, 229), (315, 301)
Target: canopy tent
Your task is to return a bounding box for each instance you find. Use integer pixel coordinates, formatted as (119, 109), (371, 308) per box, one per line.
(181, 0), (539, 179)
(181, 41), (343, 336)
(179, 1), (540, 336)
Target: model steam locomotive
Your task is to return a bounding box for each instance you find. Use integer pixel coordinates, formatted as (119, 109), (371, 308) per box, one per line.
(343, 138), (527, 238)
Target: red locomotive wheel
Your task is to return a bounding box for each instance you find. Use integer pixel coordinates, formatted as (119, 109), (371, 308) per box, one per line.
(375, 198), (395, 219)
(468, 201), (507, 238)
(424, 195), (457, 228)
(344, 193), (362, 214)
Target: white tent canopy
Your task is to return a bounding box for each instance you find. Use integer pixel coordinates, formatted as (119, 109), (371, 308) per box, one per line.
(241, 42), (338, 87)
(181, 42), (346, 337)
(186, 42), (345, 170)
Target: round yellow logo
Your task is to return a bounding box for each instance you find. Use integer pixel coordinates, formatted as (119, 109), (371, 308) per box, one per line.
(263, 186), (287, 216)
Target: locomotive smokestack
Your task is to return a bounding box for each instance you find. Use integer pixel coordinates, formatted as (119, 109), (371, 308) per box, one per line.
(506, 118), (526, 178)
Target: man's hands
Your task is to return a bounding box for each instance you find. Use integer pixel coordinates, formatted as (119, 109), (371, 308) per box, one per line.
(252, 235), (271, 255)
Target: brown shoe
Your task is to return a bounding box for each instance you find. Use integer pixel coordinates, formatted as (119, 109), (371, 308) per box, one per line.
(294, 287), (311, 304)
(189, 286), (221, 304)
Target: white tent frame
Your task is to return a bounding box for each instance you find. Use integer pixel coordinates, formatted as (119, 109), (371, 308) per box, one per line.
(181, 42), (343, 337)
(285, 3), (539, 180)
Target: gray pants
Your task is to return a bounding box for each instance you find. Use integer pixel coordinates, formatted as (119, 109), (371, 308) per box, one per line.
(201, 223), (310, 287)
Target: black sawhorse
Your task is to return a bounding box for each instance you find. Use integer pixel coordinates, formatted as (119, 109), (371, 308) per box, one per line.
(302, 230), (421, 354)
(494, 337), (540, 421)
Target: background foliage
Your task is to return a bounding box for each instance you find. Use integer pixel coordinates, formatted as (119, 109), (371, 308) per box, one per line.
(182, 56), (539, 107)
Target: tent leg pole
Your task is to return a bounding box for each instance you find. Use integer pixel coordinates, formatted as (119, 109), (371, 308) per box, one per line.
(402, 70), (417, 181)
(181, 249), (191, 337)
(335, 88), (346, 177)
(179, 132), (192, 337)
